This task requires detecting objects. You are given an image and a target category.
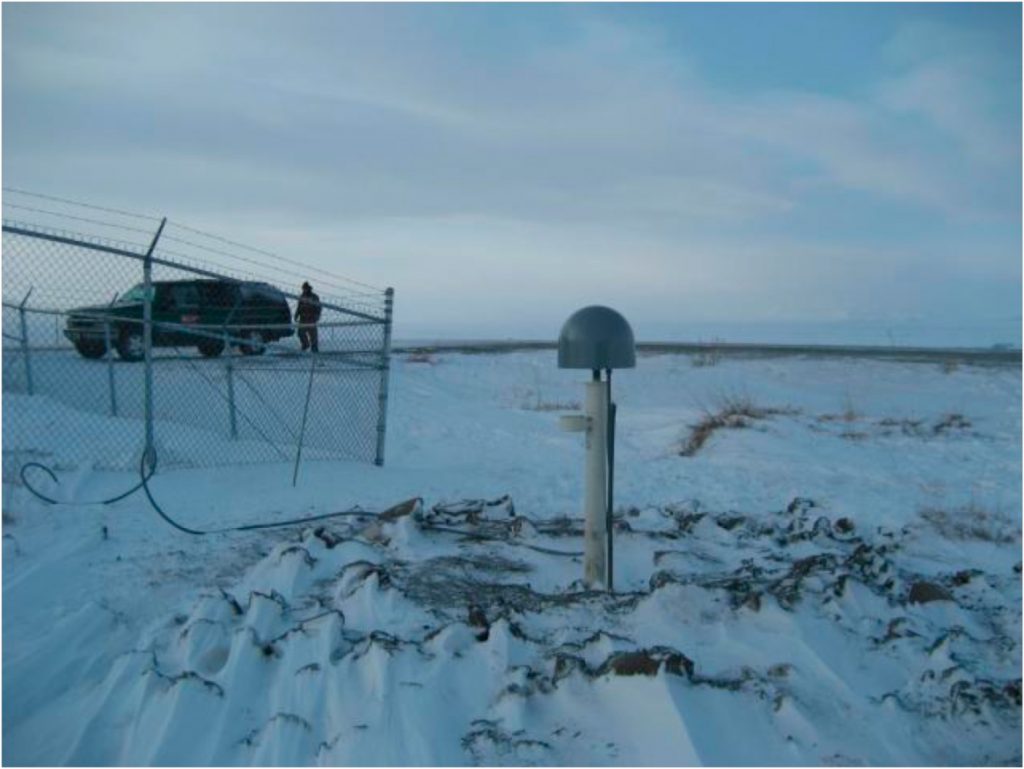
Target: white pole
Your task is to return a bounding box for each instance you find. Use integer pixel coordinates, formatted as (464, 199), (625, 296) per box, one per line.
(583, 378), (608, 587)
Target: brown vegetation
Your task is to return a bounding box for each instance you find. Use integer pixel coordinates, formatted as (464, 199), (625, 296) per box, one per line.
(932, 413), (971, 434)
(920, 502), (1017, 544)
(522, 398), (581, 412)
(680, 395), (794, 457)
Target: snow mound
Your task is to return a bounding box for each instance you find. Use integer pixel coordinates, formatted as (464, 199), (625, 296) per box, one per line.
(14, 497), (1017, 766)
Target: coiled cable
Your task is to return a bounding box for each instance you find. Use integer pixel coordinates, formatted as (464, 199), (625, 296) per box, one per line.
(19, 454), (379, 536)
(20, 455), (580, 555)
(20, 460), (155, 506)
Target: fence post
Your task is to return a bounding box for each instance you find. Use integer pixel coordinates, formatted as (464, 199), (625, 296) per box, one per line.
(374, 287), (395, 467)
(18, 288), (34, 396)
(104, 294), (118, 417)
(226, 347), (238, 440)
(143, 218), (167, 470)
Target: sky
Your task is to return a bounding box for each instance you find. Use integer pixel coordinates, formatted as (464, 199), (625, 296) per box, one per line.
(2, 3), (1021, 344)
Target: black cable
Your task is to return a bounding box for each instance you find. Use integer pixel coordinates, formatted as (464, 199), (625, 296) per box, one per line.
(136, 452), (381, 536)
(231, 511), (378, 532)
(20, 460), (155, 506)
(21, 453), (581, 552)
(137, 452), (206, 535)
(19, 463), (60, 505)
(19, 454), (376, 536)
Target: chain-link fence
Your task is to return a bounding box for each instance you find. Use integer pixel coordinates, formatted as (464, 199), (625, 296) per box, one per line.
(2, 189), (394, 482)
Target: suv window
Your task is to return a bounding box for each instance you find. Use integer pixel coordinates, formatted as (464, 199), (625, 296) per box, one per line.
(240, 283), (285, 303)
(169, 284), (200, 309)
(197, 281), (238, 308)
(121, 284), (153, 303)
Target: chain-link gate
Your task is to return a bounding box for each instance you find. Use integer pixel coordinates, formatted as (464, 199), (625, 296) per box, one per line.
(1, 190), (394, 483)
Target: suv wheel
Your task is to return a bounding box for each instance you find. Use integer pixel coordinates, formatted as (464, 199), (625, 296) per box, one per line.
(197, 338), (225, 358)
(115, 327), (144, 362)
(239, 330), (267, 356)
(74, 340), (107, 359)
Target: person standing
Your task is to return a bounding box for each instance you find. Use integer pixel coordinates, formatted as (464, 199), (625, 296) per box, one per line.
(295, 281), (322, 352)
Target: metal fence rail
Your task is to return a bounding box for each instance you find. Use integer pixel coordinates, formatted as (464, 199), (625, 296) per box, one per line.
(1, 190), (394, 482)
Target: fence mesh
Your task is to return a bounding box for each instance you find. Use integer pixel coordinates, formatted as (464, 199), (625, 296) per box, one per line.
(2, 190), (393, 483)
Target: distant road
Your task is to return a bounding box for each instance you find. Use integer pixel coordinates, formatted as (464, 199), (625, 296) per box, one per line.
(393, 339), (1022, 367)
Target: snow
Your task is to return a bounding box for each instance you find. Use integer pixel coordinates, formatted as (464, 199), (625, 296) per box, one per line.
(3, 349), (1021, 765)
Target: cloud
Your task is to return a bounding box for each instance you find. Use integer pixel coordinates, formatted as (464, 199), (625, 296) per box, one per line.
(4, 5), (1014, 220)
(879, 60), (1019, 167)
(2, 4), (1019, 338)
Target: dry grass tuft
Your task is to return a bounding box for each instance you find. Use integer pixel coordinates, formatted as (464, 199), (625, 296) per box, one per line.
(839, 431), (869, 441)
(818, 395), (860, 424)
(878, 417), (925, 436)
(840, 395), (859, 422)
(920, 502), (1018, 544)
(933, 413), (971, 434)
(519, 387), (580, 412)
(690, 348), (723, 368)
(680, 395), (794, 457)
(522, 398), (582, 413)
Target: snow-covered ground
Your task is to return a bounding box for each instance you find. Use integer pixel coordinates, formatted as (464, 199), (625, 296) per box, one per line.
(3, 349), (1021, 765)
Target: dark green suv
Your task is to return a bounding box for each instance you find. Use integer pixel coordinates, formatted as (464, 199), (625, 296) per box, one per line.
(65, 279), (294, 361)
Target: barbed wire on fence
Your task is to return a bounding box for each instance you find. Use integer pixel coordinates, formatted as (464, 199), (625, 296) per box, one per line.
(158, 233), (385, 303)
(2, 193), (394, 482)
(165, 219), (384, 293)
(2, 186), (165, 222)
(2, 187), (385, 302)
(3, 203), (163, 238)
